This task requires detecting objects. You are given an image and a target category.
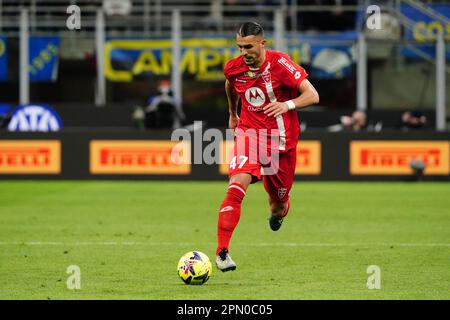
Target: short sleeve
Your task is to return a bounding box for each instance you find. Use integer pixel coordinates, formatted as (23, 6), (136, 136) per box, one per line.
(276, 53), (309, 89)
(224, 60), (235, 84)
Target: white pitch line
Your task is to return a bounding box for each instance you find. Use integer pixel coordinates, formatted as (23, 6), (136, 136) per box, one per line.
(0, 241), (449, 247)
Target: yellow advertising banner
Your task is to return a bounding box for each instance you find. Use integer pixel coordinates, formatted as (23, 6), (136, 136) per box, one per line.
(90, 140), (191, 174)
(350, 141), (450, 175)
(219, 140), (233, 176)
(219, 140), (321, 175)
(0, 140), (61, 174)
(105, 39), (237, 82)
(104, 38), (307, 82)
(295, 141), (322, 175)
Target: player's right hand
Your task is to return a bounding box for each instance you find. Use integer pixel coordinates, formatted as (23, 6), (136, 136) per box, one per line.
(229, 114), (240, 131)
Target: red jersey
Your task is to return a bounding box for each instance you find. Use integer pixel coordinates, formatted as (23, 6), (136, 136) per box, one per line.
(224, 50), (308, 152)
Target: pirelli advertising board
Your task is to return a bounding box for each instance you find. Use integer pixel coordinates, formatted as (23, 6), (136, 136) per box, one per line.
(0, 140), (61, 174)
(350, 141), (450, 175)
(294, 141), (321, 175)
(0, 137), (449, 179)
(219, 140), (322, 175)
(90, 140), (191, 175)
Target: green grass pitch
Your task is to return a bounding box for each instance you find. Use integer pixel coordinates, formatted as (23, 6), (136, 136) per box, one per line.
(0, 181), (449, 300)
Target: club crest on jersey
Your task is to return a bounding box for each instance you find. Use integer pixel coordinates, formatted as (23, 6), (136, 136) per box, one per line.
(245, 87), (266, 107)
(278, 188), (287, 199)
(262, 71), (271, 84)
(261, 63), (272, 84)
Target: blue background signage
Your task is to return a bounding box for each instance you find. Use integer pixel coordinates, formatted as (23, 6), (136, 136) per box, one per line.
(0, 36), (7, 81)
(401, 4), (450, 59)
(29, 36), (60, 82)
(7, 104), (63, 132)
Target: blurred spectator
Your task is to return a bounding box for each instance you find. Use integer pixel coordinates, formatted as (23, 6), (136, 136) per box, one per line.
(328, 110), (382, 132)
(341, 110), (367, 131)
(398, 111), (428, 131)
(131, 105), (146, 131)
(144, 80), (185, 130)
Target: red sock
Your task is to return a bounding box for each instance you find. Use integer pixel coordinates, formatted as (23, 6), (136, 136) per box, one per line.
(216, 182), (246, 255)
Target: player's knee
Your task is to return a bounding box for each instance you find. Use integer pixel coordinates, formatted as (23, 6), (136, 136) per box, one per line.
(229, 173), (252, 188)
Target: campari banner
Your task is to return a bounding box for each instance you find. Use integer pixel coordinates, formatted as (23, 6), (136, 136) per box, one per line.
(104, 33), (357, 82)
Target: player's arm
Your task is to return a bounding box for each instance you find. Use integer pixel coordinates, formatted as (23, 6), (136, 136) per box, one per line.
(263, 79), (319, 117)
(290, 79), (320, 110)
(225, 79), (240, 129)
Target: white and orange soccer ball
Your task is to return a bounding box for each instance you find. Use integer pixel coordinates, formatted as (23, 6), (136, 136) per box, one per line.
(177, 251), (212, 285)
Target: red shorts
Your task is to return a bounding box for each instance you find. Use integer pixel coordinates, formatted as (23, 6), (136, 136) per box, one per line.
(228, 136), (297, 203)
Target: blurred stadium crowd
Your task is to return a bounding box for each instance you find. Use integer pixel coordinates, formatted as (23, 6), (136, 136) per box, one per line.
(0, 0), (448, 131)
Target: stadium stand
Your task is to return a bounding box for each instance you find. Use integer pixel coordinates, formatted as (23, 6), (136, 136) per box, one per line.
(0, 0), (448, 130)
(0, 0), (446, 34)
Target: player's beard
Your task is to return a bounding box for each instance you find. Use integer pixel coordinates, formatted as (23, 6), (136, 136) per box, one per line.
(243, 56), (255, 66)
(244, 57), (258, 68)
(244, 50), (263, 68)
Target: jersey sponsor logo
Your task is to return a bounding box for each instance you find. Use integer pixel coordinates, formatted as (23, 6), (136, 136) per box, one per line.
(0, 141), (61, 174)
(245, 87), (266, 107)
(90, 140), (191, 174)
(277, 56), (296, 74)
(244, 71), (259, 78)
(295, 141), (322, 175)
(350, 141), (450, 175)
(247, 105), (263, 112)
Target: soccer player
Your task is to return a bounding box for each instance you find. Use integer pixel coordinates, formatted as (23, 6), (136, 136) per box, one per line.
(216, 22), (320, 272)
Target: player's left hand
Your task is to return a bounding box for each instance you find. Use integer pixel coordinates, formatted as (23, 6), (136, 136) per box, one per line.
(263, 102), (289, 117)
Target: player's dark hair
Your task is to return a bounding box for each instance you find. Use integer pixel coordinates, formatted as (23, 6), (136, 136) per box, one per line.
(237, 22), (264, 37)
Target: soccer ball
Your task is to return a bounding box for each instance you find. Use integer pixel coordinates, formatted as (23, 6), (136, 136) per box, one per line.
(177, 251), (212, 285)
